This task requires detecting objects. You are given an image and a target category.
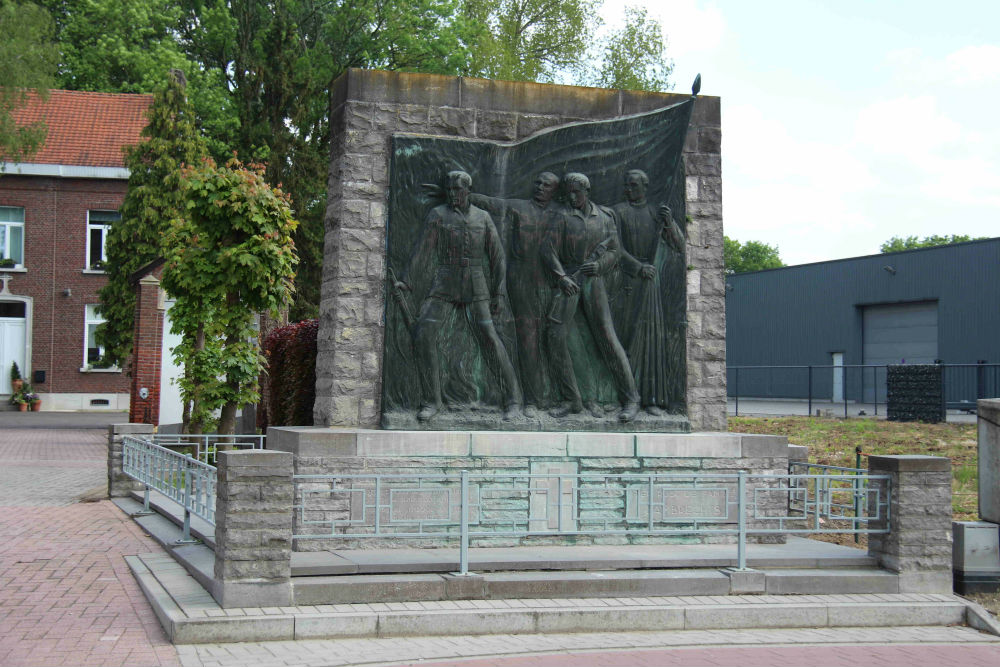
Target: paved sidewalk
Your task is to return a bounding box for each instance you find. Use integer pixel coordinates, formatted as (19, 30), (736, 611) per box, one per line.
(175, 626), (1000, 667)
(0, 427), (179, 667)
(0, 410), (129, 430)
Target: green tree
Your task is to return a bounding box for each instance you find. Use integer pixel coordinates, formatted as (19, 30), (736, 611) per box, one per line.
(586, 6), (672, 92)
(880, 234), (988, 253)
(97, 70), (209, 367)
(724, 236), (784, 275)
(0, 0), (58, 162)
(162, 157), (298, 435)
(38, 0), (237, 159)
(462, 0), (597, 82)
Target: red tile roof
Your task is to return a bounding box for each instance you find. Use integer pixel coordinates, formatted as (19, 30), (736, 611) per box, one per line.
(9, 90), (152, 168)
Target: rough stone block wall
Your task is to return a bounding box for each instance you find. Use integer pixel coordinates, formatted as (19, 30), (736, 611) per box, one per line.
(979, 399), (1000, 523)
(213, 450), (294, 607)
(315, 70), (725, 431)
(887, 364), (945, 423)
(867, 455), (953, 593)
(106, 423), (153, 497)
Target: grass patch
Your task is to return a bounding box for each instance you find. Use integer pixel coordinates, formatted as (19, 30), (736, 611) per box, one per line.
(729, 416), (980, 520)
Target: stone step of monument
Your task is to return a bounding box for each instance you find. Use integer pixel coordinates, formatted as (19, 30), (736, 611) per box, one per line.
(290, 539), (878, 576)
(128, 552), (1000, 645)
(292, 567), (901, 605)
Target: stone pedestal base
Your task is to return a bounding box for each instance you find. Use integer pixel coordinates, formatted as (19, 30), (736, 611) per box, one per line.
(268, 427), (790, 551)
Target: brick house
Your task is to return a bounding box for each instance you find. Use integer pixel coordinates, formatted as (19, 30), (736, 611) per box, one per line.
(0, 90), (152, 410)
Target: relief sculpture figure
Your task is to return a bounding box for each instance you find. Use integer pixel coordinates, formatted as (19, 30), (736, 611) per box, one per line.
(542, 172), (640, 422)
(470, 172), (560, 413)
(395, 171), (524, 422)
(612, 169), (686, 415)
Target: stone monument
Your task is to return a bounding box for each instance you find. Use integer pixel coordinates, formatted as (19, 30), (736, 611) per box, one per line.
(268, 70), (766, 554)
(313, 69), (725, 434)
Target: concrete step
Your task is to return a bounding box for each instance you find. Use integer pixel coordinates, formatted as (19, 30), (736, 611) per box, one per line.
(113, 497), (217, 593)
(127, 551), (999, 645)
(292, 567), (902, 605)
(290, 538), (877, 576)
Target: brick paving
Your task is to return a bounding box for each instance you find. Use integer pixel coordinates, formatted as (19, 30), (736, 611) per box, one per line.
(0, 427), (179, 667)
(3, 425), (1000, 667)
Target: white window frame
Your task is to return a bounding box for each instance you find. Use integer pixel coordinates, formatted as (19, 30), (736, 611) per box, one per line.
(82, 304), (116, 371)
(0, 206), (25, 269)
(85, 210), (118, 272)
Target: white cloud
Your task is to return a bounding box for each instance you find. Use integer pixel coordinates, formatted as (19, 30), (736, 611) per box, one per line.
(885, 43), (1000, 87)
(944, 45), (1000, 84)
(647, 0), (726, 59)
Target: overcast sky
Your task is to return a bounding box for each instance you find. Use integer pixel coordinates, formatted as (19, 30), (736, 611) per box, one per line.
(601, 0), (1000, 266)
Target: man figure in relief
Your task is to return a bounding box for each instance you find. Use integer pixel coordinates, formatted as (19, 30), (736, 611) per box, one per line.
(396, 171), (523, 422)
(541, 172), (640, 422)
(469, 172), (560, 413)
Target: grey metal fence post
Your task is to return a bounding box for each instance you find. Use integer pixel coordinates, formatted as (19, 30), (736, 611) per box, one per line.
(844, 366), (849, 418)
(737, 470), (747, 570)
(807, 366), (813, 416)
(873, 366), (878, 416)
(135, 441), (153, 517)
(176, 456), (198, 544)
(460, 470), (469, 575)
(734, 367), (739, 416)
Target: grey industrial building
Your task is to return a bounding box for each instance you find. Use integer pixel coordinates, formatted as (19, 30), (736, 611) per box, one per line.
(724, 237), (1000, 406)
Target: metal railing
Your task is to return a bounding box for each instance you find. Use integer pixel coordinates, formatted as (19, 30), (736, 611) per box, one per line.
(121, 434), (265, 542)
(727, 362), (1000, 417)
(148, 433), (266, 465)
(292, 469), (891, 574)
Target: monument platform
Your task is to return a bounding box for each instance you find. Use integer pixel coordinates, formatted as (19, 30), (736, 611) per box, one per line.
(118, 494), (1000, 644)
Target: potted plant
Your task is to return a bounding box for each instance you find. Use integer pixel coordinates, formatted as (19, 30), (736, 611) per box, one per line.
(22, 385), (40, 411)
(10, 362), (23, 393)
(0, 258), (15, 268)
(10, 391), (27, 411)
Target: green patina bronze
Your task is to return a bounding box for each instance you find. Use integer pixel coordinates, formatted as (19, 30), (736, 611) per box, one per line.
(383, 89), (697, 432)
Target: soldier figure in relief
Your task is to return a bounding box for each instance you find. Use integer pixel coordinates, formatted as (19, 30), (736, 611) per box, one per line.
(470, 172), (561, 413)
(396, 171), (524, 422)
(542, 172), (640, 422)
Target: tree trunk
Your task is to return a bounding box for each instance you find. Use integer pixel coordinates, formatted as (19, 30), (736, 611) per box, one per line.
(216, 292), (244, 436)
(188, 324), (206, 435)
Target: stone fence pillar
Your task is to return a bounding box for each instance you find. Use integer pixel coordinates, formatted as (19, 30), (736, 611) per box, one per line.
(978, 398), (1000, 523)
(868, 454), (952, 593)
(107, 423), (154, 498)
(212, 450), (294, 608)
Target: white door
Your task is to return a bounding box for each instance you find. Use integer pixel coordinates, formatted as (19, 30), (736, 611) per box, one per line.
(158, 300), (184, 426)
(831, 352), (844, 403)
(0, 317), (26, 394)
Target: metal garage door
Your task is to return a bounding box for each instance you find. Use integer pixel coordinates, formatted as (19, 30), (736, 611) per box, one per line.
(862, 301), (938, 402)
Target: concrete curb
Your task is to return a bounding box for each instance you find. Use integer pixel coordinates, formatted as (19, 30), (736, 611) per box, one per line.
(965, 599), (1000, 636)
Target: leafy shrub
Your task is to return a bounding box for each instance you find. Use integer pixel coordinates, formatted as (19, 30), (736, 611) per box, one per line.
(260, 319), (317, 429)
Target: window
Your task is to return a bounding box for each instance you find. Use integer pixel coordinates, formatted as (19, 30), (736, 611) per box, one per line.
(86, 210), (119, 270)
(0, 206), (24, 268)
(84, 304), (106, 367)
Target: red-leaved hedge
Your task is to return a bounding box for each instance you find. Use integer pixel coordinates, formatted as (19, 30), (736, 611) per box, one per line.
(260, 319), (317, 429)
